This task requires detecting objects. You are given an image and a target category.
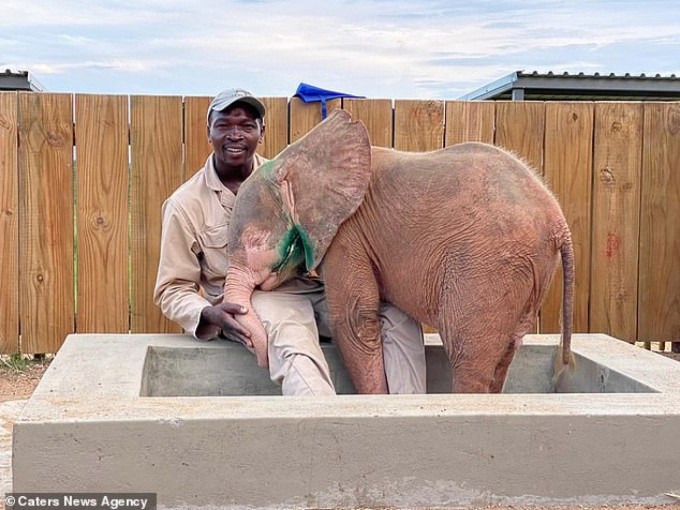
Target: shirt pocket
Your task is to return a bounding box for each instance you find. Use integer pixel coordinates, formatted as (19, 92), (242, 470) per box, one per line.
(197, 224), (229, 279)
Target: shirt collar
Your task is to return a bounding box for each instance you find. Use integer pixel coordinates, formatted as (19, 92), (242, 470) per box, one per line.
(203, 153), (269, 194)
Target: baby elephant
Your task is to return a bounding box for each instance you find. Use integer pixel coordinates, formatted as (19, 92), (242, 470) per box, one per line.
(224, 109), (574, 393)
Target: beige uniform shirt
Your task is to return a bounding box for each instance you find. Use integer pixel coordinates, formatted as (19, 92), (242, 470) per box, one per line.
(154, 153), (268, 340)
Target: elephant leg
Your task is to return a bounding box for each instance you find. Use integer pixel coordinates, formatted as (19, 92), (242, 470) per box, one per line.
(439, 277), (531, 393)
(489, 339), (518, 393)
(321, 240), (388, 394)
(489, 309), (539, 393)
(443, 326), (519, 393)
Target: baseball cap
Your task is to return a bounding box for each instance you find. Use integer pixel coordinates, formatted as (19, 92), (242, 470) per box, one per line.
(207, 88), (266, 123)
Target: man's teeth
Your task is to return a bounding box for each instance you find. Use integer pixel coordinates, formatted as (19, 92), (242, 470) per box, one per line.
(226, 148), (244, 153)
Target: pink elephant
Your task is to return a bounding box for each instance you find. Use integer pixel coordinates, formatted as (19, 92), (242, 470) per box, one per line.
(224, 109), (574, 393)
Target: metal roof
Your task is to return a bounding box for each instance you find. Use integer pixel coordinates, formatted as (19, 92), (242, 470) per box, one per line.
(0, 69), (45, 91)
(459, 70), (680, 101)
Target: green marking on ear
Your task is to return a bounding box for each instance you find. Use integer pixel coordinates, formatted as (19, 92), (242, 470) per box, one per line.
(295, 225), (315, 271)
(272, 224), (315, 273)
(272, 226), (304, 272)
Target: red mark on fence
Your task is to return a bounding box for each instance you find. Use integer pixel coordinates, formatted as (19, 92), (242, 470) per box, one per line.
(606, 233), (620, 258)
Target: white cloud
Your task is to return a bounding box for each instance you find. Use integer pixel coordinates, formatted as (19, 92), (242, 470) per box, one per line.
(29, 60), (155, 74)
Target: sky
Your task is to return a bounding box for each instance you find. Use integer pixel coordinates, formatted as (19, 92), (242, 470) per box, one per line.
(2, 0), (679, 100)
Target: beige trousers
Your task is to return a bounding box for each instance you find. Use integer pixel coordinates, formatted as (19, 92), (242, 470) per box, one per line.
(251, 278), (426, 396)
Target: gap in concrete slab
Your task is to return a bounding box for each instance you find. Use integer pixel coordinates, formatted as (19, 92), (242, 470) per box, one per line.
(141, 344), (656, 397)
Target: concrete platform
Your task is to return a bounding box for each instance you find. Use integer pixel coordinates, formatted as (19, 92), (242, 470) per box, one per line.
(12, 333), (680, 509)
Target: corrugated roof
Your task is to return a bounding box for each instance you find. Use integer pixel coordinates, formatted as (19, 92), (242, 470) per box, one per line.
(460, 70), (680, 101)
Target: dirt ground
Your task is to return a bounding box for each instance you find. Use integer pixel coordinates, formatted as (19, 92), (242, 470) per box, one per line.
(1, 350), (679, 510)
(0, 357), (53, 403)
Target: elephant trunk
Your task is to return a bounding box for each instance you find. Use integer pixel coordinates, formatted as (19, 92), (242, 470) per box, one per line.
(223, 267), (269, 368)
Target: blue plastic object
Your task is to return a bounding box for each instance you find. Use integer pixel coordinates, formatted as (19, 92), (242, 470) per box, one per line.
(294, 83), (364, 119)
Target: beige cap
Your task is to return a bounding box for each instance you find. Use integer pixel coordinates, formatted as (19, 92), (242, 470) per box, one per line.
(207, 88), (266, 123)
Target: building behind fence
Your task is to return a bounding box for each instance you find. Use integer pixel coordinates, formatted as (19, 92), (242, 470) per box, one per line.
(0, 92), (678, 354)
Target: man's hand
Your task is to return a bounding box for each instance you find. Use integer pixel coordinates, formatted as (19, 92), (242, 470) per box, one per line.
(200, 302), (252, 347)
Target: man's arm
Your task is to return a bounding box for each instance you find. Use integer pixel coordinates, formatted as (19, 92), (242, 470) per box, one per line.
(153, 198), (219, 339)
(154, 198), (250, 343)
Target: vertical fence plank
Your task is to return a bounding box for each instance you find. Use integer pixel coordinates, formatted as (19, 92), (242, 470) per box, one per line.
(342, 99), (393, 148)
(542, 103), (594, 334)
(289, 97), (341, 143)
(130, 95), (183, 333)
(75, 94), (129, 333)
(495, 101), (546, 174)
(289, 97), (321, 143)
(394, 100), (444, 152)
(184, 96), (211, 177)
(590, 103), (643, 342)
(259, 97), (288, 159)
(18, 92), (75, 353)
(638, 103), (680, 344)
(0, 92), (19, 353)
(444, 101), (495, 146)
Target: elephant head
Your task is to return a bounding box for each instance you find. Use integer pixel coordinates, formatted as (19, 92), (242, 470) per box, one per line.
(223, 109), (372, 367)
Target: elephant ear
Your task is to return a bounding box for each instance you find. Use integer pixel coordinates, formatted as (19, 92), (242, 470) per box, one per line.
(274, 109), (371, 271)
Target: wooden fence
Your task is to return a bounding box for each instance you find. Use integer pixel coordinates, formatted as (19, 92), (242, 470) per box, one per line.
(0, 92), (678, 354)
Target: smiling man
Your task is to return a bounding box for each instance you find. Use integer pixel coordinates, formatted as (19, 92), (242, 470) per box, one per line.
(154, 88), (426, 396)
(206, 89), (267, 194)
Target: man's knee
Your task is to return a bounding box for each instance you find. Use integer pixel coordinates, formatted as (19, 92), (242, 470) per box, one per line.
(252, 291), (316, 331)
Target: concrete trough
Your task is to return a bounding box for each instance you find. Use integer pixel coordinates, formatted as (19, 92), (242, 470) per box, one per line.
(12, 333), (680, 509)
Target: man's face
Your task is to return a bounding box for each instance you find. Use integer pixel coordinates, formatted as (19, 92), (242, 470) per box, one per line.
(208, 104), (263, 170)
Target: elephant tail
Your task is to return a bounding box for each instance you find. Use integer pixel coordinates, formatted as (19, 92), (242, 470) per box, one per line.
(553, 233), (576, 386)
